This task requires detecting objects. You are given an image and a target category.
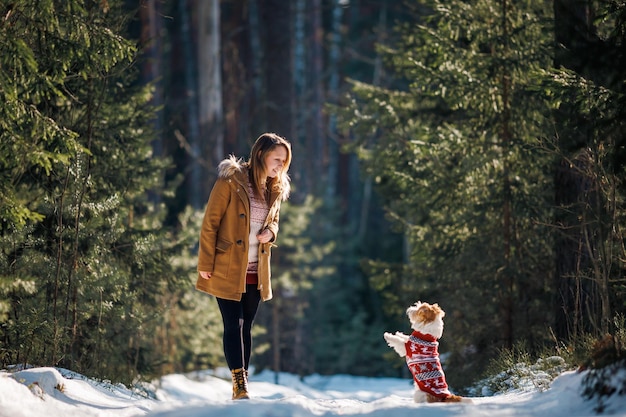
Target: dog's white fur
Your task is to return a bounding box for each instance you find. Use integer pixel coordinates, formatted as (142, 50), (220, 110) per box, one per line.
(384, 301), (471, 403)
(383, 301), (445, 358)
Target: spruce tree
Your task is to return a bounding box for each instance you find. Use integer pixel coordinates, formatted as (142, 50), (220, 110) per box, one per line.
(338, 0), (556, 386)
(0, 0), (178, 383)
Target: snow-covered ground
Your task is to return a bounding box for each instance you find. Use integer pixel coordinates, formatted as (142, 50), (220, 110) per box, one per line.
(0, 365), (624, 417)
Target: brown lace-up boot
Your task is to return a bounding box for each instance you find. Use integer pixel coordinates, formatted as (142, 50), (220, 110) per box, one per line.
(231, 368), (249, 400)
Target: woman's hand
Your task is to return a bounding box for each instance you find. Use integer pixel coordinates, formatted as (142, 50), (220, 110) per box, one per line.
(257, 229), (274, 244)
(199, 271), (212, 280)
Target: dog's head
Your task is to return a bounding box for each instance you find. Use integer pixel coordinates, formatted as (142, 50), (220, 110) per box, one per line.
(406, 301), (445, 339)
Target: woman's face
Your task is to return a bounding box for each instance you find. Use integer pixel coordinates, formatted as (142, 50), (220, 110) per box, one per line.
(264, 146), (288, 178)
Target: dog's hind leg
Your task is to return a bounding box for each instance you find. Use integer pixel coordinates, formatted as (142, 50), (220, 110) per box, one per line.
(413, 387), (427, 403)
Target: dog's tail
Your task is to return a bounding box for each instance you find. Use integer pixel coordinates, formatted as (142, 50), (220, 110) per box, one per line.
(427, 393), (473, 404)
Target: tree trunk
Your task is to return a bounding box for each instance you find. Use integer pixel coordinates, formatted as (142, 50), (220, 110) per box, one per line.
(221, 0), (249, 153)
(261, 0), (294, 142)
(325, 0), (343, 202)
(178, 0), (202, 208)
(500, 0), (514, 350)
(248, 0), (264, 133)
(293, 0), (308, 199)
(552, 0), (597, 340)
(311, 0), (325, 196)
(139, 0), (164, 159)
(138, 1), (165, 209)
(554, 0), (612, 339)
(272, 298), (281, 379)
(197, 0), (224, 201)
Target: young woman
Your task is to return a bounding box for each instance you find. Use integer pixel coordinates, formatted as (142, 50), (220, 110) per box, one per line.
(196, 133), (292, 400)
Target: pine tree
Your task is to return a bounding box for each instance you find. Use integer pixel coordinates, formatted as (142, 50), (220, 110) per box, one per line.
(0, 0), (178, 383)
(337, 0), (556, 385)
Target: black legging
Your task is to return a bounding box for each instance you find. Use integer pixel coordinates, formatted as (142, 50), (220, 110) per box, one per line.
(216, 284), (261, 370)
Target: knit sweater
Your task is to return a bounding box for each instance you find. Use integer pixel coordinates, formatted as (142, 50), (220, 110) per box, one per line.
(405, 330), (452, 399)
(247, 182), (269, 273)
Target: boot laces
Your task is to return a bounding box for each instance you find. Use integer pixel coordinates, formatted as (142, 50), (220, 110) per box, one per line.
(234, 369), (247, 389)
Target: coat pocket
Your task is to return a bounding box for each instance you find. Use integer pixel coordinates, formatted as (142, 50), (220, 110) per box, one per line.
(216, 238), (232, 252)
(214, 238), (233, 277)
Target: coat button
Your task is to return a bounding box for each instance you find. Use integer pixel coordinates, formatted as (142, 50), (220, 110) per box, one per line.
(236, 239), (243, 245)
(239, 213), (245, 218)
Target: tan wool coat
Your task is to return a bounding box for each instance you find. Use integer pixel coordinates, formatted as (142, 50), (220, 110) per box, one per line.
(196, 156), (288, 302)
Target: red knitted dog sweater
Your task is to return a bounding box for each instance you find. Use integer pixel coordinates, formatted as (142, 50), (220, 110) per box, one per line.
(405, 330), (452, 399)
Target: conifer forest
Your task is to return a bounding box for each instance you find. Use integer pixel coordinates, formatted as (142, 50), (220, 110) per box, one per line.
(1, 0), (625, 389)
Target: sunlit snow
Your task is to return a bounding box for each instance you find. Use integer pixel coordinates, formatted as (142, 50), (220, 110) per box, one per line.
(1, 365), (624, 417)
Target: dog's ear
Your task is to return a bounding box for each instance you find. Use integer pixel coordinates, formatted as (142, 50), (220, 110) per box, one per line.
(406, 302), (423, 323)
(432, 303), (445, 318)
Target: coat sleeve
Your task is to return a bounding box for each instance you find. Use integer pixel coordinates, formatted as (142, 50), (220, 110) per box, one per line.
(197, 179), (231, 272)
(265, 200), (282, 242)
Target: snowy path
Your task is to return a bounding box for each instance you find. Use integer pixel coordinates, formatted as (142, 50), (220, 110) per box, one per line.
(1, 367), (624, 417)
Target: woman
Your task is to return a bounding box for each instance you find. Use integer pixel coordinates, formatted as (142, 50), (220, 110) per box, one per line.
(196, 132), (291, 400)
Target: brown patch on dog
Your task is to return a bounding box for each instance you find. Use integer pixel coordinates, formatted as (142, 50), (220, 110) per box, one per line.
(426, 393), (464, 403)
(416, 302), (444, 324)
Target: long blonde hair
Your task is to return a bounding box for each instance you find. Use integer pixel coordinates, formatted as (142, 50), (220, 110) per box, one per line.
(248, 133), (292, 202)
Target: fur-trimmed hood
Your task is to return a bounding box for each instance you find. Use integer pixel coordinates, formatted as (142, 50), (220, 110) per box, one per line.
(217, 155), (290, 201)
(217, 155), (246, 179)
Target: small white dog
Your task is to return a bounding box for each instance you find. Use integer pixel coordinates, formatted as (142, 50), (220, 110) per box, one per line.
(383, 301), (471, 403)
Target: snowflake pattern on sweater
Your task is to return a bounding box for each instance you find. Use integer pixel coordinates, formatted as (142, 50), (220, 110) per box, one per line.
(405, 331), (452, 399)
